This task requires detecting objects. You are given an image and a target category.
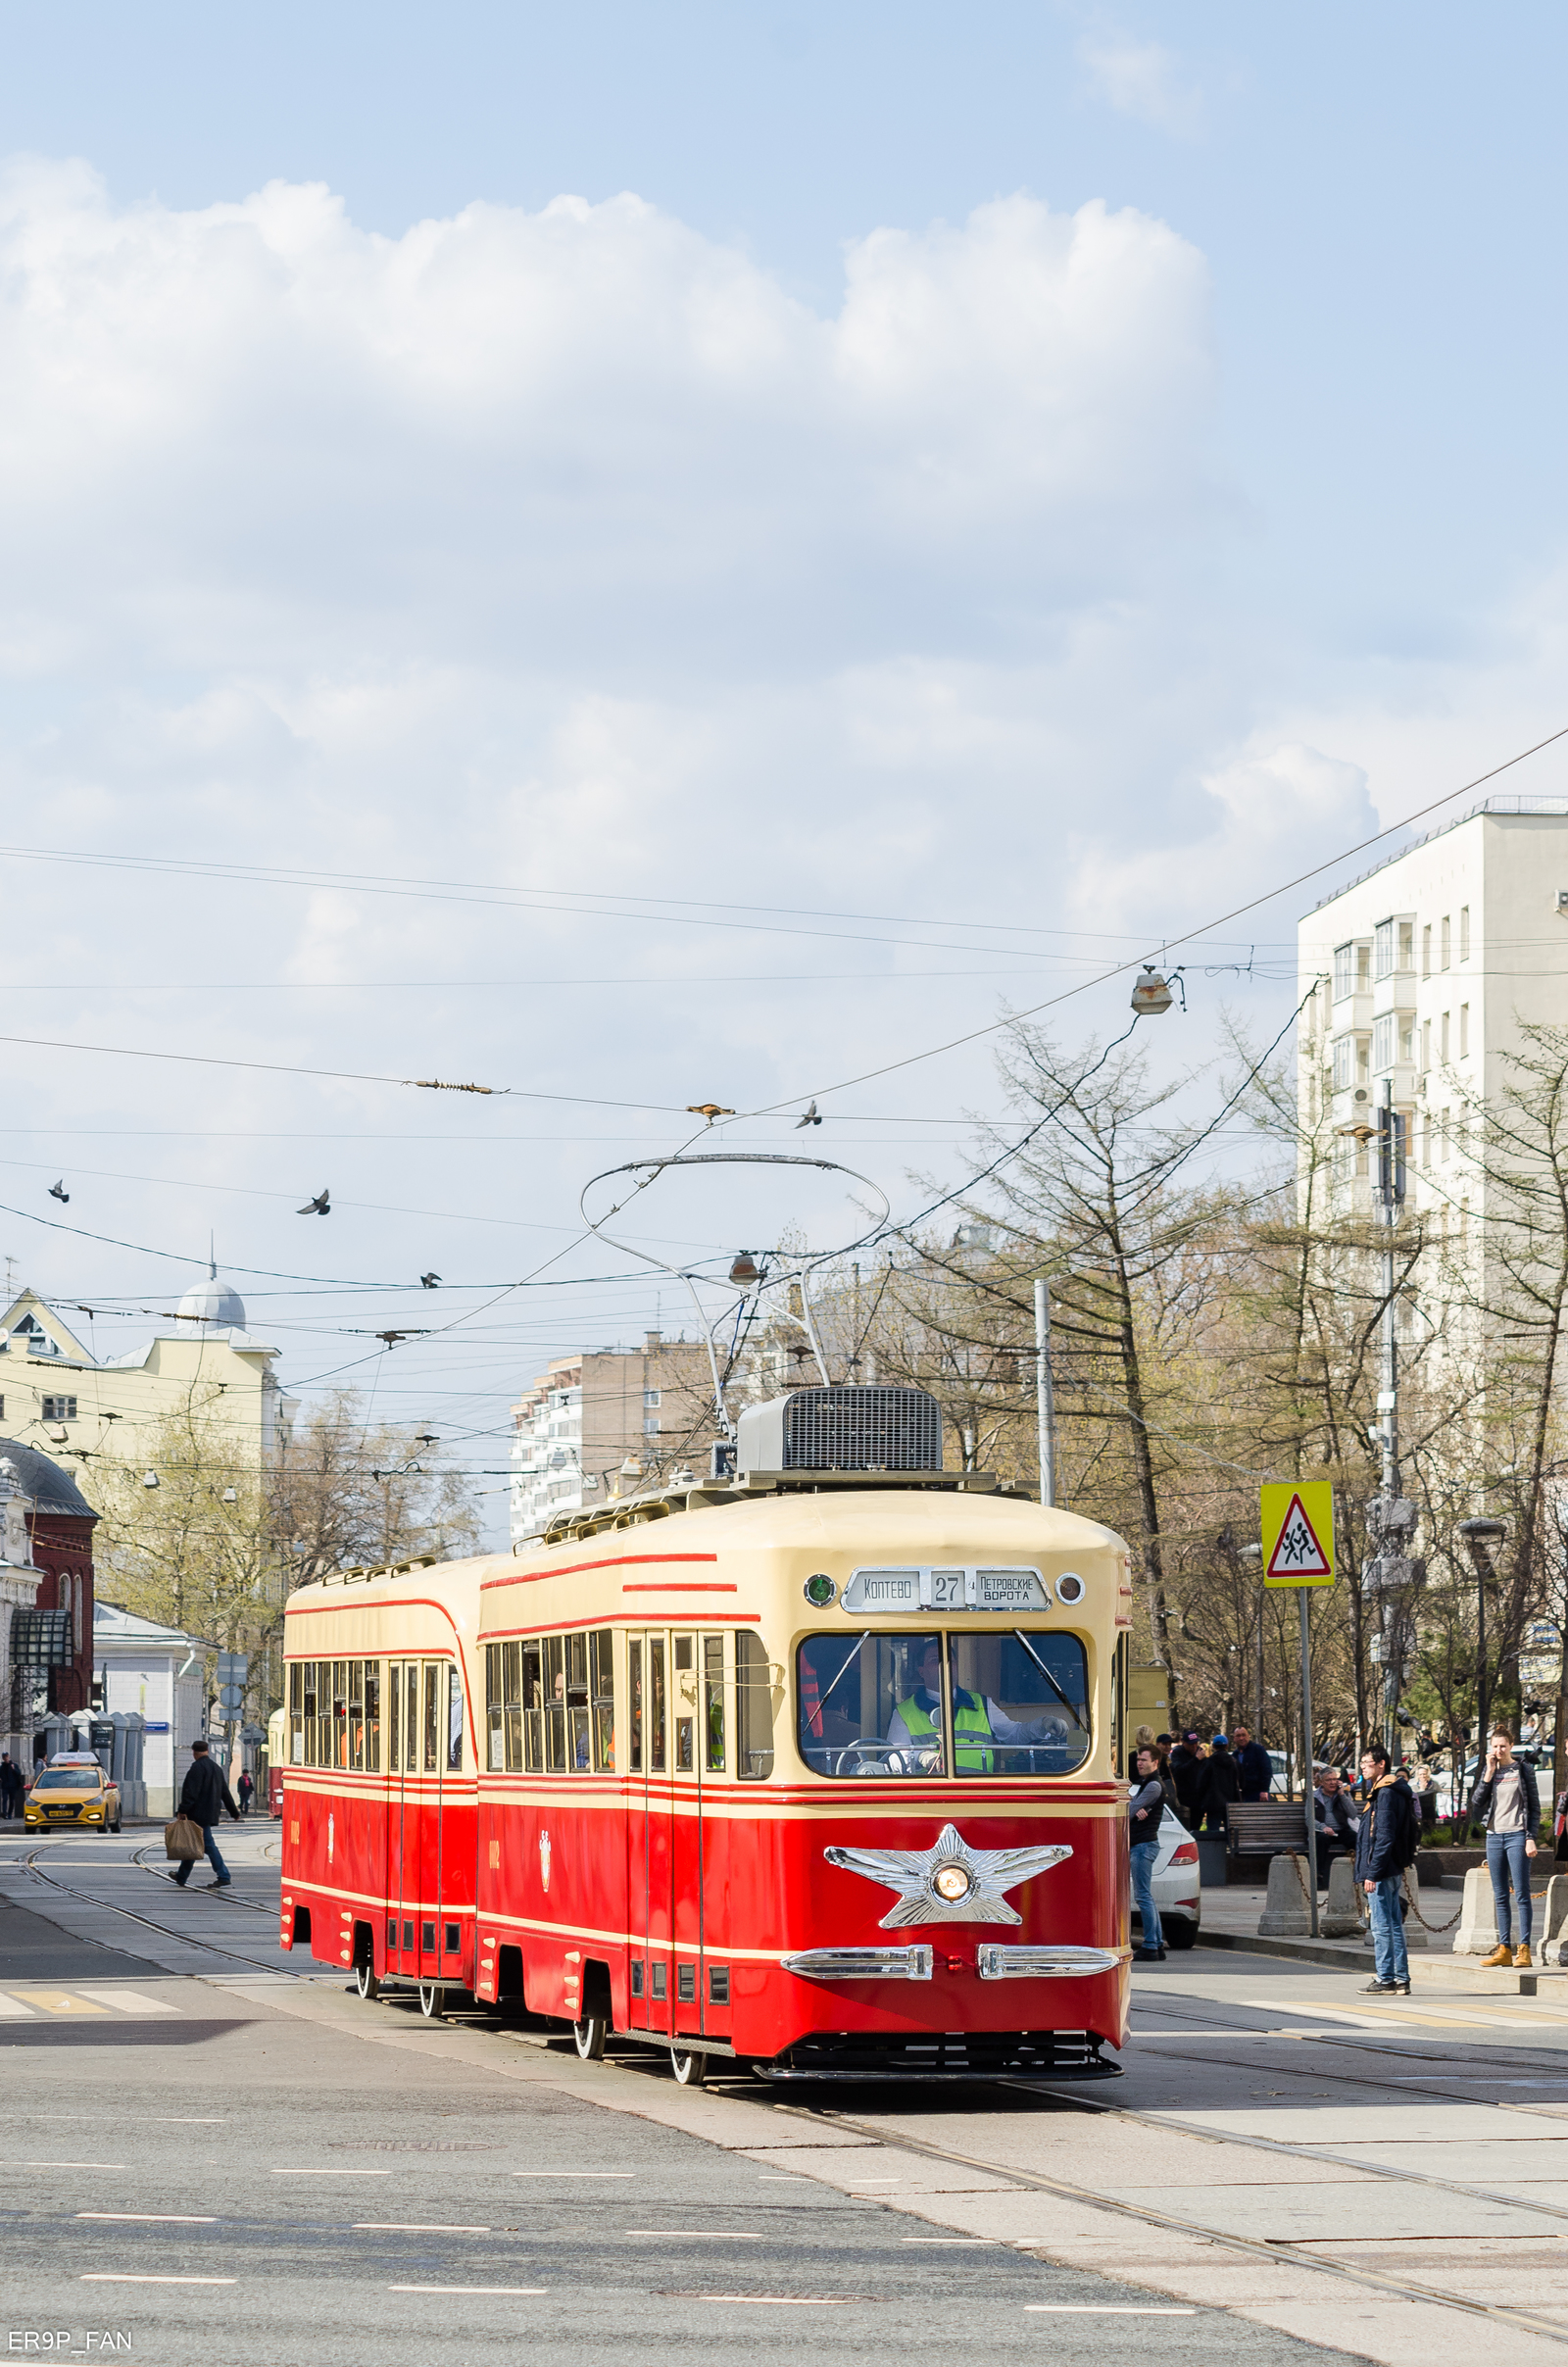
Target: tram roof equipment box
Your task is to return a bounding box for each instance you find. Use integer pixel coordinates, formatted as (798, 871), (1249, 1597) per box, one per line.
(736, 1386), (943, 1475)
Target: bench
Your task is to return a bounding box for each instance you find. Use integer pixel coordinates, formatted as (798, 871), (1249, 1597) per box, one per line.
(1225, 1801), (1321, 1885)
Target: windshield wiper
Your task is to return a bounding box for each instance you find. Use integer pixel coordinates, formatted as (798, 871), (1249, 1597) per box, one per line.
(1012, 1629), (1086, 1723)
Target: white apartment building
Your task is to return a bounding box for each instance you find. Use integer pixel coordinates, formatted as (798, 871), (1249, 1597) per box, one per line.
(1299, 796), (1568, 1232)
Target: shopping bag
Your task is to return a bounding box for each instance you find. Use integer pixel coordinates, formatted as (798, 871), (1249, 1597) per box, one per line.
(165, 1815), (204, 1861)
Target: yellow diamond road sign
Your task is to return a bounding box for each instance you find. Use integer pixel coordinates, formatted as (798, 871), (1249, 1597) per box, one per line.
(1261, 1481), (1336, 1589)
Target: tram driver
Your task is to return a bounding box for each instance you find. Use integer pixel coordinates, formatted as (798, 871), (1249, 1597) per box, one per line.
(887, 1640), (1072, 1773)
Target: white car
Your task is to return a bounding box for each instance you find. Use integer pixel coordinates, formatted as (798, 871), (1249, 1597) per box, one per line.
(1132, 1815), (1200, 1950)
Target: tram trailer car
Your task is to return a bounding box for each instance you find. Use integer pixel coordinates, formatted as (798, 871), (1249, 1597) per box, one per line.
(280, 1390), (1134, 2083)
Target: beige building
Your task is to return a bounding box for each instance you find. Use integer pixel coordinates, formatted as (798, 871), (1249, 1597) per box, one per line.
(0, 1268), (289, 1500)
(510, 1332), (717, 1545)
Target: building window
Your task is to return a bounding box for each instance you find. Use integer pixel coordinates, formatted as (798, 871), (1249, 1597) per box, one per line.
(41, 1396), (76, 1421)
(1459, 1004), (1469, 1058)
(1459, 905), (1470, 961)
(1374, 919), (1395, 980)
(1421, 1019), (1431, 1073)
(1421, 1112), (1432, 1166)
(1441, 915), (1451, 969)
(643, 1389), (661, 1407)
(1422, 923), (1432, 978)
(1441, 1011), (1450, 1063)
(1440, 1109), (1450, 1163)
(1372, 1012), (1396, 1072)
(643, 1415), (662, 1436)
(1398, 920), (1414, 969)
(1333, 944), (1354, 1001)
(1398, 1019), (1414, 1065)
(1333, 1036), (1354, 1091)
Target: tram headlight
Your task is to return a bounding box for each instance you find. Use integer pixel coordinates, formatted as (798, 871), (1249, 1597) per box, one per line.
(933, 1863), (973, 1904)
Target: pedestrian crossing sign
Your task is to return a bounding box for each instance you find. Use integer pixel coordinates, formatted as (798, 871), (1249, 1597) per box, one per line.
(1260, 1482), (1335, 1588)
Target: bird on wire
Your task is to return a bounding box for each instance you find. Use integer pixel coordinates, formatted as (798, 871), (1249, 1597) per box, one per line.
(419, 1271), (441, 1289)
(795, 1101), (822, 1128)
(687, 1104), (735, 1124)
(48, 1179), (70, 1203)
(297, 1187), (331, 1215)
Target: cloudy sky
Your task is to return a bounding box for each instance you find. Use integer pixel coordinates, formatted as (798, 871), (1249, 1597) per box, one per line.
(0, 2), (1564, 1534)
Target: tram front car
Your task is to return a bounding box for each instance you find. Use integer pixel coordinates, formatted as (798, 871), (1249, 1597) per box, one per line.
(696, 1388), (1132, 2080)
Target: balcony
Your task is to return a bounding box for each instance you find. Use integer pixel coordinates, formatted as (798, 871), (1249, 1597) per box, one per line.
(1332, 990), (1373, 1032)
(1373, 970), (1417, 1016)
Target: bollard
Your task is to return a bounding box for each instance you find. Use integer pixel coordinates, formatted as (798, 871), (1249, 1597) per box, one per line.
(1258, 1852), (1311, 1937)
(1453, 1863), (1500, 1955)
(1542, 1874), (1568, 1966)
(1321, 1857), (1364, 1939)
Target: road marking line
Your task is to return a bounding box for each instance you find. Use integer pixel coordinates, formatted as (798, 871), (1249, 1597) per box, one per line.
(25, 2161), (127, 2170)
(1026, 2305), (1197, 2314)
(356, 2223), (492, 2234)
(81, 2274), (235, 2287)
(0, 1994), (37, 2017)
(388, 2285), (546, 2296)
(902, 2238), (994, 2245)
(11, 1991), (110, 2015)
(74, 1988), (181, 2015)
(696, 2296), (847, 2305)
(270, 2167), (391, 2175)
(626, 2231), (761, 2240)
(76, 2214), (217, 2224)
(512, 2170), (632, 2178)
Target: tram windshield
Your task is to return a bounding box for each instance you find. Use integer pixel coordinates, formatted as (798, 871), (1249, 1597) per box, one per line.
(797, 1631), (1091, 1779)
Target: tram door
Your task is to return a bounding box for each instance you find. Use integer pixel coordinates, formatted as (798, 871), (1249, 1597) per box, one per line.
(627, 1631), (708, 2039)
(388, 1659), (445, 1985)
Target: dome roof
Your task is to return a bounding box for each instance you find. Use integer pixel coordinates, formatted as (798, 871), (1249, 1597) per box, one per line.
(0, 1439), (98, 1521)
(177, 1264), (247, 1330)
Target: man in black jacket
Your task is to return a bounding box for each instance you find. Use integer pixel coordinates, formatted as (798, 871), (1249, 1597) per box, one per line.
(1354, 1744), (1415, 1995)
(171, 1739), (240, 1890)
(1232, 1726), (1273, 1803)
(1198, 1736), (1241, 1833)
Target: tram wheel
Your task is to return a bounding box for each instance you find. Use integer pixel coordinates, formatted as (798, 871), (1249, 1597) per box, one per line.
(669, 2046), (707, 2088)
(417, 1981), (446, 2019)
(573, 2015), (608, 2062)
(355, 1957), (380, 2000)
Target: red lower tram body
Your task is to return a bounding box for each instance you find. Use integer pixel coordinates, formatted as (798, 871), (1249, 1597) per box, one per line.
(282, 1775), (1129, 2079)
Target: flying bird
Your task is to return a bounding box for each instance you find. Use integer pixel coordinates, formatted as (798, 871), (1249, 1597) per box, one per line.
(419, 1271), (441, 1289)
(687, 1104), (735, 1125)
(297, 1188), (331, 1215)
(795, 1101), (822, 1128)
(48, 1179), (69, 1203)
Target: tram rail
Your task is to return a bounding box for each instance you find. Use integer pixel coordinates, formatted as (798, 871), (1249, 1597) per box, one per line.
(13, 1841), (317, 1980)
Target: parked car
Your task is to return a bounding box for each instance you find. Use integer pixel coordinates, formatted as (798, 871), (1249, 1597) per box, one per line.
(24, 1751), (122, 1835)
(1132, 1814), (1200, 1950)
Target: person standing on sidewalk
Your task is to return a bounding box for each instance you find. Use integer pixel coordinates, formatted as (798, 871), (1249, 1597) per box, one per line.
(169, 1739), (240, 1891)
(1129, 1745), (1166, 1963)
(1469, 1724), (1541, 1968)
(1232, 1725), (1273, 1803)
(1355, 1743), (1420, 1996)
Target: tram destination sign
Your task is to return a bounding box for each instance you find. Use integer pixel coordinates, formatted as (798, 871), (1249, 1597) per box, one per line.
(842, 1567), (1052, 1613)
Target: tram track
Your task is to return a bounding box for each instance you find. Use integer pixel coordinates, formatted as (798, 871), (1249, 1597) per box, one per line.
(776, 2090), (1568, 2345)
(11, 1841), (314, 1980)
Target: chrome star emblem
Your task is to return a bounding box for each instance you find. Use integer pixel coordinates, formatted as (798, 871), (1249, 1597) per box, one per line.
(823, 1822), (1071, 1927)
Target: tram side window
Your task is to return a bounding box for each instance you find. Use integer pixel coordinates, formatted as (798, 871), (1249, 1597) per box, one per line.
(947, 1632), (1091, 1776)
(289, 1662), (304, 1765)
(566, 1630), (590, 1770)
(422, 1660), (441, 1772)
(404, 1661), (418, 1771)
(448, 1662), (464, 1770)
(522, 1640), (543, 1771)
(798, 1633), (940, 1778)
(735, 1631), (774, 1780)
(544, 1636), (565, 1770)
(301, 1660), (319, 1765)
(365, 1660), (380, 1772)
(332, 1660), (349, 1768)
(486, 1645), (503, 1771)
(590, 1630), (615, 1771)
(389, 1659), (401, 1771)
(703, 1635), (724, 1773)
(629, 1639), (643, 1773)
(348, 1661), (364, 1771)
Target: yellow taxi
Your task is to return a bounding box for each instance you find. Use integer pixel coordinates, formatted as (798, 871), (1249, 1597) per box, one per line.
(24, 1752), (122, 1835)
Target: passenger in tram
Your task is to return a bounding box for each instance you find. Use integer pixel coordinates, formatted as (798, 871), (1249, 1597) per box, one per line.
(887, 1640), (1071, 1773)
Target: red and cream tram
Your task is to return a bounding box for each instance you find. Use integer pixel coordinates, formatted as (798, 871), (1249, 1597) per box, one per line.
(280, 1387), (1134, 2081)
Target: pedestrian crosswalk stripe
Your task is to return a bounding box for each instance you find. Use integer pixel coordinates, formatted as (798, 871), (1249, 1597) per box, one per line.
(0, 1989), (181, 2018)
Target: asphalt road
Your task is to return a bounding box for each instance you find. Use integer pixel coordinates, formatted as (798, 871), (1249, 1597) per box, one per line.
(0, 1826), (1357, 2367)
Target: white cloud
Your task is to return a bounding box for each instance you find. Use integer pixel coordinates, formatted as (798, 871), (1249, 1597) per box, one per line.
(1077, 29), (1204, 138)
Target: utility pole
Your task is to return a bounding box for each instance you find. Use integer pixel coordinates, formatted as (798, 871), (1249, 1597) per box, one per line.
(1459, 1515), (1506, 1839)
(1362, 1079), (1419, 1754)
(1034, 1279), (1055, 1509)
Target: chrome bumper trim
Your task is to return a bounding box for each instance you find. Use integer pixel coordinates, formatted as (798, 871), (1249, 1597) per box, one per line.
(781, 1946), (934, 1982)
(976, 1944), (1121, 1980)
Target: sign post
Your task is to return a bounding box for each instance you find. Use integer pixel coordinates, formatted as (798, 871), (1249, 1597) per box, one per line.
(1261, 1483), (1337, 1939)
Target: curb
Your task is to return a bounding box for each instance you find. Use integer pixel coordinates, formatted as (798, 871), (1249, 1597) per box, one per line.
(1196, 1928), (1374, 1970)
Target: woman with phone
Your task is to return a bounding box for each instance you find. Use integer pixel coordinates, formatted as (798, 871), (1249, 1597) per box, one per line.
(1470, 1724), (1541, 1968)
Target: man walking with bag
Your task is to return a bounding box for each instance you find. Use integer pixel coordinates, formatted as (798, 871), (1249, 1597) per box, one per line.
(1355, 1743), (1420, 1996)
(169, 1738), (240, 1890)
